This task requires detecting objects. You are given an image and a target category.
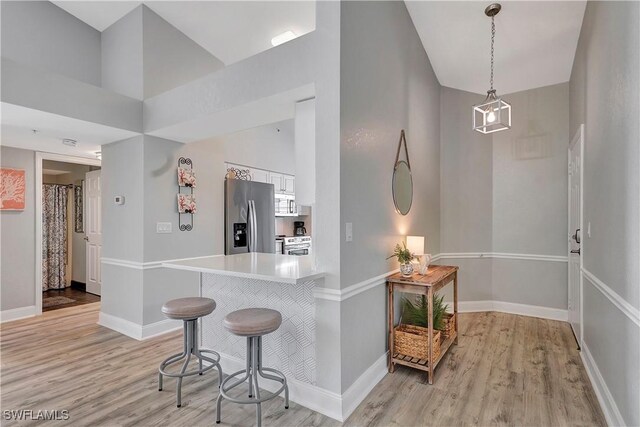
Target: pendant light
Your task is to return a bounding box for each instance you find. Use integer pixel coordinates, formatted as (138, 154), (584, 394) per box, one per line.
(473, 3), (511, 134)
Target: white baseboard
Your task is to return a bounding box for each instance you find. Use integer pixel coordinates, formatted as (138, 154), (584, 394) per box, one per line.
(141, 318), (182, 339)
(0, 305), (37, 323)
(580, 343), (626, 427)
(98, 312), (181, 341)
(457, 300), (568, 322)
(341, 352), (388, 421)
(216, 351), (343, 421)
(213, 351), (388, 422)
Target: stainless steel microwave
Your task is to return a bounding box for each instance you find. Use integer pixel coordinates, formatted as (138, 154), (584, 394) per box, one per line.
(275, 193), (297, 217)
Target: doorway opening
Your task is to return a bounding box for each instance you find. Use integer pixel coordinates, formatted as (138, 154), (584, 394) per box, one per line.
(36, 153), (101, 313)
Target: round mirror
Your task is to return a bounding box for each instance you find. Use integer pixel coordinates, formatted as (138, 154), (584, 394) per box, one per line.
(392, 160), (413, 215)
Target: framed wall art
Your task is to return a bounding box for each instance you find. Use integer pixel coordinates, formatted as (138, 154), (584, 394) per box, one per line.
(1, 168), (26, 211)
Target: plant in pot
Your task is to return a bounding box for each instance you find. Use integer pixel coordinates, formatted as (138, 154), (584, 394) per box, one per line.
(387, 242), (415, 277)
(401, 293), (448, 331)
(394, 293), (449, 361)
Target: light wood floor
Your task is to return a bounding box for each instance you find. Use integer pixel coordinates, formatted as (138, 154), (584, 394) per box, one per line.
(0, 304), (605, 426)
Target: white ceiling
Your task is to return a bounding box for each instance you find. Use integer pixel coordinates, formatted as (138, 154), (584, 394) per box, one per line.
(1, 103), (140, 158)
(405, 1), (586, 95)
(52, 1), (316, 66)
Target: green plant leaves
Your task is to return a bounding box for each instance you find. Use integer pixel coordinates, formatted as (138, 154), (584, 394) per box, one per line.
(400, 293), (448, 330)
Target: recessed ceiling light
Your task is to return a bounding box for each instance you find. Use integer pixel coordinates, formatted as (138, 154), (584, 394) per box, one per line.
(271, 31), (296, 47)
(62, 138), (77, 147)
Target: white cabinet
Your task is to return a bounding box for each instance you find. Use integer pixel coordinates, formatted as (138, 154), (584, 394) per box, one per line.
(269, 172), (284, 191)
(283, 175), (295, 194)
(226, 163), (295, 195)
(268, 172), (295, 195)
(251, 168), (270, 183)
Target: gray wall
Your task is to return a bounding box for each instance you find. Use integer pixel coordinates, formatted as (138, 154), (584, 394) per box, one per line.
(102, 137), (145, 262)
(0, 147), (35, 310)
(142, 6), (224, 99)
(221, 120), (295, 175)
(101, 6), (144, 100)
(440, 87), (494, 301)
(101, 5), (224, 100)
(491, 83), (569, 309)
(339, 0), (441, 391)
(569, 2), (640, 425)
(0, 1), (101, 86)
(439, 83), (569, 310)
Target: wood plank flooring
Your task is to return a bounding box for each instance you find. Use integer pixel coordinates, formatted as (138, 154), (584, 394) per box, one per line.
(42, 287), (100, 312)
(0, 304), (605, 426)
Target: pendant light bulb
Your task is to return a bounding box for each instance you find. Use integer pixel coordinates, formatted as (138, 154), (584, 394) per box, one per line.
(487, 111), (496, 123)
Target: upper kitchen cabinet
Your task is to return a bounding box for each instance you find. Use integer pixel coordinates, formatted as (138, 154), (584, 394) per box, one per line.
(270, 172), (284, 191)
(270, 172), (295, 195)
(283, 175), (295, 194)
(295, 98), (316, 205)
(251, 168), (270, 184)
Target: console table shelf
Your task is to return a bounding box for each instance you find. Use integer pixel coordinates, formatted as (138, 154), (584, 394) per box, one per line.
(387, 265), (459, 384)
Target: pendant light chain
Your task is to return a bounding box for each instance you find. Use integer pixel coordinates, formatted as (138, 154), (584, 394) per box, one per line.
(490, 15), (495, 91)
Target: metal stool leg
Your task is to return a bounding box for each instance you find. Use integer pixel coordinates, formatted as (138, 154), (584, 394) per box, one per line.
(159, 318), (223, 408)
(216, 335), (288, 426)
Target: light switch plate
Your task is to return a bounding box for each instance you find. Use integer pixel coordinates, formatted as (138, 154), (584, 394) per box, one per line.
(157, 222), (172, 234)
(345, 222), (353, 242)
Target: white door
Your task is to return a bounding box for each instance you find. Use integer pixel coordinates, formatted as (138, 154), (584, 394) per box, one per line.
(568, 125), (583, 346)
(85, 170), (102, 296)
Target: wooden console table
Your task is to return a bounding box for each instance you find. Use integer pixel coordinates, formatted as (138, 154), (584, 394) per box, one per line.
(387, 265), (458, 384)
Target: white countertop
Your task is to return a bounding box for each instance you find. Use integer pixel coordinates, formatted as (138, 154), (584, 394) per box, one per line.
(162, 253), (325, 285)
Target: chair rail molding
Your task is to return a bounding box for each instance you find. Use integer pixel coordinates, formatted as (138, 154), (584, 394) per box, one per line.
(581, 267), (640, 327)
(438, 252), (568, 262)
(313, 252), (569, 303)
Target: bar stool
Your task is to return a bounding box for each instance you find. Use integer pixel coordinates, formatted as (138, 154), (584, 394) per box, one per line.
(216, 308), (289, 427)
(158, 297), (223, 408)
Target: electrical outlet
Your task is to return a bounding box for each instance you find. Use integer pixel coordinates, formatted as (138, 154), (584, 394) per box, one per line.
(345, 222), (353, 242)
(156, 222), (172, 234)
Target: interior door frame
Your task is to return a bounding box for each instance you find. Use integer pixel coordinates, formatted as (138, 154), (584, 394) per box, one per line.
(568, 124), (584, 347)
(35, 152), (101, 315)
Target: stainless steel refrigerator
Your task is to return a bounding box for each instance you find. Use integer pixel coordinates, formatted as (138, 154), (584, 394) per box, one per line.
(225, 179), (276, 255)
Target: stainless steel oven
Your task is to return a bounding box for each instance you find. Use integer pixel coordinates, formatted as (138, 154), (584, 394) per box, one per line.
(282, 236), (311, 256)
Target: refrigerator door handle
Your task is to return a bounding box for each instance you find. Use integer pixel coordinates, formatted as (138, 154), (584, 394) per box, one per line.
(247, 201), (254, 252)
(248, 200), (258, 252)
(253, 200), (258, 250)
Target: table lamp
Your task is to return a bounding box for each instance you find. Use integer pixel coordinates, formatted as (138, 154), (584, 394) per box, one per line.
(406, 235), (432, 275)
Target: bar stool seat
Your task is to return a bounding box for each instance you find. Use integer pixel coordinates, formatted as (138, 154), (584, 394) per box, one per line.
(162, 297), (216, 320)
(158, 297), (222, 408)
(216, 308), (289, 427)
(223, 308), (281, 336)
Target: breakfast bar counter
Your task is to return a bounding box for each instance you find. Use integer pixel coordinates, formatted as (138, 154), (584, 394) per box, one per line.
(163, 253), (325, 387)
(162, 252), (325, 284)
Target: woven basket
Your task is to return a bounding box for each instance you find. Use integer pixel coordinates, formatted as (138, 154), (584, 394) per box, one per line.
(440, 312), (456, 340)
(394, 324), (441, 360)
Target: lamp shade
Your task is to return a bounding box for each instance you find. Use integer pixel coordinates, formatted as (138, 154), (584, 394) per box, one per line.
(406, 236), (425, 256)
